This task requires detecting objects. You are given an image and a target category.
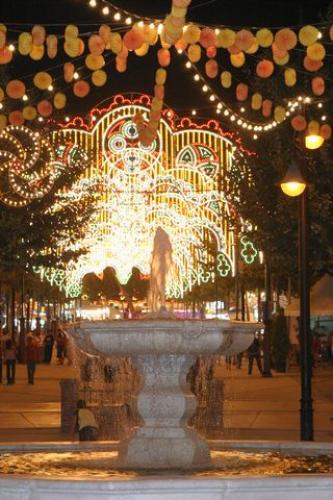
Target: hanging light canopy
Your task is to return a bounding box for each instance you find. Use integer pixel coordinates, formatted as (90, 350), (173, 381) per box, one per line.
(280, 161), (307, 197)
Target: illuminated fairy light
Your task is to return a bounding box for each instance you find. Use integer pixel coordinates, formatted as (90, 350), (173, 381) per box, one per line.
(114, 12), (121, 21)
(73, 72), (79, 80)
(47, 97), (242, 298)
(89, 0), (97, 6)
(102, 5), (110, 15)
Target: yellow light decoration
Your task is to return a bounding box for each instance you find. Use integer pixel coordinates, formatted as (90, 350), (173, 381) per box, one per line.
(216, 28), (235, 48)
(33, 71), (52, 90)
(30, 44), (45, 60)
(305, 133), (324, 150)
(280, 162), (306, 197)
(298, 25), (319, 46)
(256, 28), (273, 47)
(54, 92), (66, 110)
(91, 69), (107, 87)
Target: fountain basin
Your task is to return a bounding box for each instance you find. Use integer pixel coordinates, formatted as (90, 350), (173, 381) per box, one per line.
(70, 320), (255, 469)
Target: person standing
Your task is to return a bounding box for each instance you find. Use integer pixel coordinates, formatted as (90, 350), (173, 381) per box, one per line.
(247, 335), (263, 375)
(4, 339), (16, 384)
(26, 336), (39, 384)
(43, 330), (54, 364)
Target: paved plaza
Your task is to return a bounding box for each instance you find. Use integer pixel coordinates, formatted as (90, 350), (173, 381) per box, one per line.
(0, 359), (332, 443)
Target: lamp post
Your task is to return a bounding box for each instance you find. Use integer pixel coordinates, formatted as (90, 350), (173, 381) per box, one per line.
(280, 160), (313, 441)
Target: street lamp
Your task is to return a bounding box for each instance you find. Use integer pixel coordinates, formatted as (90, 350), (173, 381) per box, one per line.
(280, 160), (313, 441)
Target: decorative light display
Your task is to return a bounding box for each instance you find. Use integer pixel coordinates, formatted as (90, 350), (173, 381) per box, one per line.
(240, 234), (258, 264)
(41, 95), (247, 298)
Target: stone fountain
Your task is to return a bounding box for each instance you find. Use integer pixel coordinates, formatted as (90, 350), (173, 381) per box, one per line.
(71, 227), (255, 469)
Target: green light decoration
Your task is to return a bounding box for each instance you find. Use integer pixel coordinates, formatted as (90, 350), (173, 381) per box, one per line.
(217, 252), (232, 276)
(240, 235), (258, 264)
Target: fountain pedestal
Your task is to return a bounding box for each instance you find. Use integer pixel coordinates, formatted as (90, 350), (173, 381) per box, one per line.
(71, 319), (254, 469)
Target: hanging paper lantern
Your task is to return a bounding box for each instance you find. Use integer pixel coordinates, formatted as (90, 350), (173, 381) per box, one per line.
(141, 24), (158, 46)
(64, 62), (75, 83)
(18, 32), (32, 55)
(37, 100), (53, 117)
(160, 30), (172, 49)
(155, 68), (167, 85)
(256, 28), (273, 47)
(299, 25), (319, 47)
(228, 44), (242, 55)
(199, 27), (217, 49)
(46, 34), (58, 59)
(274, 28), (297, 51)
(109, 33), (122, 54)
(187, 43), (201, 62)
(216, 28), (235, 48)
(230, 51), (245, 67)
(53, 92), (66, 109)
(115, 56), (127, 72)
(32, 25), (46, 45)
(236, 83), (248, 101)
(262, 99), (272, 117)
(251, 93), (262, 110)
(206, 46), (217, 58)
(99, 24), (111, 44)
(157, 48), (171, 67)
(9, 110), (24, 126)
(175, 37), (188, 52)
(272, 42), (287, 59)
(73, 80), (90, 98)
(183, 24), (201, 44)
(235, 29), (254, 51)
(65, 24), (79, 40)
(0, 47), (13, 64)
(256, 59), (274, 78)
(0, 87), (4, 101)
(311, 76), (325, 96)
(117, 44), (128, 59)
(307, 42), (325, 62)
(284, 67), (297, 87)
(30, 44), (45, 60)
(273, 52), (289, 66)
(274, 105), (286, 123)
(0, 31), (6, 49)
(171, 4), (187, 17)
(123, 28), (144, 51)
(151, 97), (163, 111)
(154, 84), (165, 100)
(220, 71), (232, 88)
(291, 115), (307, 131)
(88, 34), (105, 55)
(23, 105), (37, 120)
(33, 71), (52, 90)
(303, 56), (323, 72)
(205, 59), (218, 78)
(85, 54), (105, 70)
(0, 114), (7, 130)
(64, 37), (84, 57)
(91, 69), (107, 87)
(135, 43), (149, 56)
(245, 39), (259, 54)
(308, 120), (320, 135)
(320, 124), (332, 140)
(6, 80), (26, 99)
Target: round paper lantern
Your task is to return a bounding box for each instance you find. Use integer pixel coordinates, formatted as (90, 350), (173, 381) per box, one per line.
(291, 115), (307, 131)
(284, 68), (296, 87)
(228, 44), (242, 55)
(73, 80), (90, 98)
(274, 105), (286, 123)
(154, 84), (165, 100)
(157, 48), (171, 67)
(0, 114), (7, 130)
(256, 59), (274, 78)
(88, 34), (105, 55)
(311, 76), (325, 96)
(273, 52), (289, 66)
(256, 28), (273, 47)
(245, 39), (259, 54)
(46, 34), (58, 58)
(6, 80), (25, 99)
(308, 120), (319, 135)
(99, 24), (111, 44)
(155, 68), (167, 85)
(91, 69), (107, 87)
(230, 51), (245, 67)
(85, 54), (105, 70)
(236, 83), (248, 101)
(187, 43), (201, 63)
(262, 99), (272, 117)
(32, 25), (46, 45)
(299, 25), (319, 46)
(18, 32), (32, 55)
(109, 33), (122, 54)
(123, 28), (144, 51)
(0, 47), (13, 64)
(205, 59), (218, 78)
(9, 110), (24, 126)
(320, 124), (332, 140)
(142, 25), (158, 45)
(30, 44), (44, 60)
(64, 37), (83, 57)
(37, 100), (53, 117)
(0, 87), (4, 101)
(274, 28), (297, 51)
(0, 31), (6, 49)
(64, 62), (74, 83)
(33, 71), (52, 90)
(199, 27), (217, 49)
(216, 28), (235, 48)
(65, 24), (79, 40)
(175, 37), (187, 52)
(135, 43), (149, 56)
(235, 29), (254, 51)
(23, 105), (37, 120)
(115, 56), (127, 73)
(251, 93), (262, 110)
(118, 44), (128, 59)
(272, 42), (287, 59)
(54, 92), (66, 109)
(183, 24), (201, 44)
(206, 45), (217, 58)
(303, 56), (323, 72)
(220, 71), (232, 88)
(307, 42), (325, 62)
